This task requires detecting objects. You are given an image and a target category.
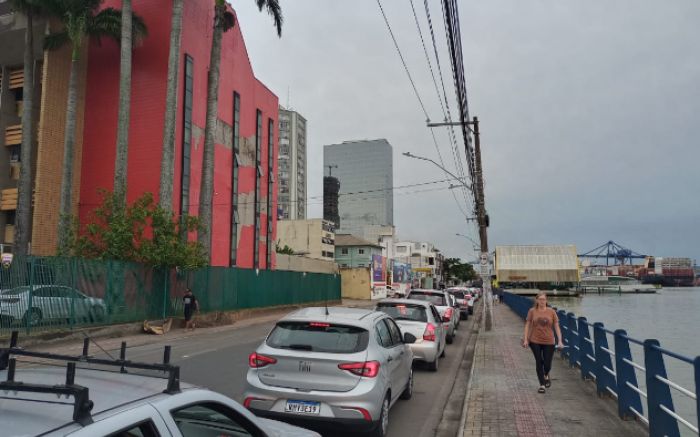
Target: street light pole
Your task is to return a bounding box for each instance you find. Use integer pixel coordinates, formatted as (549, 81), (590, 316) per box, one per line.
(402, 152), (472, 191)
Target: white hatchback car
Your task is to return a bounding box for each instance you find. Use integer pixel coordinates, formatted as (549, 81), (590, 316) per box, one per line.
(0, 332), (318, 437)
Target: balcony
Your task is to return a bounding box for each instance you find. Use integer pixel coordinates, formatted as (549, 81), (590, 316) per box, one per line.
(5, 125), (22, 146)
(1, 188), (18, 211)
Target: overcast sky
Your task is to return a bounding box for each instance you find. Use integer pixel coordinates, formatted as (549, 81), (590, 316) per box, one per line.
(233, 1), (700, 263)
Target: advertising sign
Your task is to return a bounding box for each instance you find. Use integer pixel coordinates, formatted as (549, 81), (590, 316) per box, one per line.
(392, 262), (411, 284)
(372, 255), (385, 283)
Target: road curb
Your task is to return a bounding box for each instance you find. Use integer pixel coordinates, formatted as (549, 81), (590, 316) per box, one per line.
(435, 302), (482, 437)
(456, 312), (482, 437)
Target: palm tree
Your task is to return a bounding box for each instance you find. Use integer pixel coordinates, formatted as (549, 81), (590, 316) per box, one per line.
(43, 0), (145, 253)
(197, 0), (283, 259)
(158, 0), (184, 211)
(114, 0), (147, 208)
(10, 0), (43, 257)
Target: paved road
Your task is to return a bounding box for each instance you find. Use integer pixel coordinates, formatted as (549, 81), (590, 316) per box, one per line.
(84, 309), (476, 437)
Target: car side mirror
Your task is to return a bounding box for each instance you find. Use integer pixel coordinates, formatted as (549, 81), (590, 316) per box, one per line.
(403, 333), (417, 344)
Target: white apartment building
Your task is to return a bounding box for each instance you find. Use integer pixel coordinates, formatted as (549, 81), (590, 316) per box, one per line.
(276, 219), (335, 261)
(278, 107), (307, 220)
(394, 240), (444, 288)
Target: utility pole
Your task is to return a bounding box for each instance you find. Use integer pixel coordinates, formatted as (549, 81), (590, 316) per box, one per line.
(473, 117), (488, 254)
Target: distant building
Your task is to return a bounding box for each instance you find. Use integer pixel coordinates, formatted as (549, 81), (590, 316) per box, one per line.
(495, 245), (579, 288)
(276, 219), (335, 261)
(278, 107), (307, 220)
(334, 234), (382, 269)
(323, 139), (393, 238)
(323, 175), (340, 227)
(363, 224), (395, 261)
(394, 240), (442, 288)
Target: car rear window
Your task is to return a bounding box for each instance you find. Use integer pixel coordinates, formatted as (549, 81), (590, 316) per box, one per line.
(266, 321), (369, 353)
(449, 291), (465, 299)
(408, 291), (446, 306)
(376, 303), (427, 322)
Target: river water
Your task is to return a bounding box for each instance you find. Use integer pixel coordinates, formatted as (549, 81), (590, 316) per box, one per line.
(549, 287), (700, 434)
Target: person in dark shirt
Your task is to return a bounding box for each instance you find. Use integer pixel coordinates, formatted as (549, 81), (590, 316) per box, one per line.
(183, 288), (199, 331)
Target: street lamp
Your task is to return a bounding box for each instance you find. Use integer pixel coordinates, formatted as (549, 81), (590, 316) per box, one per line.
(455, 233), (479, 249)
(402, 152), (472, 191)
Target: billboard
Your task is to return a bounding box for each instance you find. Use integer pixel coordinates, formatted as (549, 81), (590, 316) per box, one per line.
(392, 262), (411, 284)
(372, 255), (386, 283)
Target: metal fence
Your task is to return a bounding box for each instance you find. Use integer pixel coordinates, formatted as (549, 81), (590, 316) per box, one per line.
(0, 256), (341, 337)
(503, 291), (700, 437)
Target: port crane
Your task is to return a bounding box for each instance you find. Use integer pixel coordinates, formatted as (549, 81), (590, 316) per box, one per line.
(578, 241), (647, 265)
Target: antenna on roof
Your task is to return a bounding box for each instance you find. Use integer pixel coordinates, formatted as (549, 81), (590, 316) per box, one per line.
(325, 299), (330, 316)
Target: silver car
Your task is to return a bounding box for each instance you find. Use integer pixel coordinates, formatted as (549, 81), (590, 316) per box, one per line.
(406, 289), (458, 344)
(0, 285), (107, 327)
(375, 298), (446, 371)
(244, 307), (416, 437)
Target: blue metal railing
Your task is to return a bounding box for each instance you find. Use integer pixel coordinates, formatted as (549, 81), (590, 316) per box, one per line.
(502, 291), (699, 437)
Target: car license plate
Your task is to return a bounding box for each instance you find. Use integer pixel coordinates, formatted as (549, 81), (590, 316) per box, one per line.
(285, 400), (321, 415)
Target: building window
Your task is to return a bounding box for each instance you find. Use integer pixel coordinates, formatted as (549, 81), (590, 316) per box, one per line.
(230, 92), (240, 266)
(254, 109), (262, 268)
(180, 55), (194, 217)
(266, 118), (274, 269)
(341, 248), (348, 255)
(358, 249), (365, 255)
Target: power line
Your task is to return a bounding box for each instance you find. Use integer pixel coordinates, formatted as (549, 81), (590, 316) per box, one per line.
(375, 0), (430, 119)
(410, 0), (470, 216)
(376, 0), (469, 218)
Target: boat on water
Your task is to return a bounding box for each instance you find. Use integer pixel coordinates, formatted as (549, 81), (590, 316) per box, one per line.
(579, 275), (659, 293)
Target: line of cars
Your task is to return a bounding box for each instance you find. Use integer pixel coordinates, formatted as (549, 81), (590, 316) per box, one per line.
(0, 287), (481, 436)
(243, 287), (480, 436)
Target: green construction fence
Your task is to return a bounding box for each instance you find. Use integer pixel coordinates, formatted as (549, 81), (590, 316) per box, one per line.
(0, 256), (341, 336)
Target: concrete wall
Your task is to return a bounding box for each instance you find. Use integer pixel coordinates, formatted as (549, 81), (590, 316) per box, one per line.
(276, 218), (334, 261)
(276, 253), (338, 274)
(340, 267), (371, 300)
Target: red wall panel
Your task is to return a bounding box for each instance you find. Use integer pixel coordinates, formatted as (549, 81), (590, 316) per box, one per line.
(80, 0), (278, 268)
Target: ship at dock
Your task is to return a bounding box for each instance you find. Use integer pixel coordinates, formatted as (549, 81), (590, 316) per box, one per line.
(638, 256), (696, 287)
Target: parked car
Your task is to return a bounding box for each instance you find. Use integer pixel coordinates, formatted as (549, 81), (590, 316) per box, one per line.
(405, 289), (457, 344)
(0, 285), (106, 327)
(446, 288), (470, 320)
(0, 336), (318, 436)
(375, 298), (446, 371)
(244, 307), (416, 437)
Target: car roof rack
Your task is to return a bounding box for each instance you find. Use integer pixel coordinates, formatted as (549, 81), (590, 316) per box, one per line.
(0, 330), (181, 426)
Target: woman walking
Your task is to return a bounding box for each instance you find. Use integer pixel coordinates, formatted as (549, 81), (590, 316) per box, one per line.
(522, 292), (563, 393)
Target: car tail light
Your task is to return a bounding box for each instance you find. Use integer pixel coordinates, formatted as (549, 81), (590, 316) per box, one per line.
(338, 360), (380, 377)
(342, 406), (372, 421)
(309, 322), (330, 327)
(443, 307), (453, 321)
(248, 352), (277, 368)
(423, 323), (436, 341)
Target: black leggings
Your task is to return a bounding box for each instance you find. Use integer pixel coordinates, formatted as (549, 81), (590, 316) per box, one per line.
(529, 343), (555, 386)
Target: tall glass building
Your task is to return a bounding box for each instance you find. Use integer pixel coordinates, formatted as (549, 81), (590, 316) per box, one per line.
(323, 139), (393, 238)
(278, 107), (307, 220)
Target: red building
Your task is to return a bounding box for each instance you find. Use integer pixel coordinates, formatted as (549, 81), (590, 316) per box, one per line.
(79, 1), (278, 268)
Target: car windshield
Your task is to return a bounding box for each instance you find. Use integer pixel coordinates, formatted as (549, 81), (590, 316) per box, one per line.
(267, 321), (369, 353)
(1, 287), (29, 295)
(376, 303), (428, 322)
(408, 291), (446, 306)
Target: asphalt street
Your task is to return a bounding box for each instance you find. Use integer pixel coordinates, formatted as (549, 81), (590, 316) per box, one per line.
(66, 308), (476, 437)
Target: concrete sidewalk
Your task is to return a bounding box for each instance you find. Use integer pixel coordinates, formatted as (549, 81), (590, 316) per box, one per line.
(462, 303), (645, 437)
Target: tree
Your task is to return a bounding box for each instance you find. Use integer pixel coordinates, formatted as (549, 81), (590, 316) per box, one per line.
(443, 257), (477, 284)
(11, 0), (43, 256)
(197, 0), (283, 259)
(275, 241), (294, 255)
(43, 0), (145, 253)
(157, 0), (184, 211)
(113, 0), (147, 208)
(69, 190), (207, 268)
